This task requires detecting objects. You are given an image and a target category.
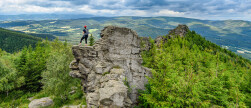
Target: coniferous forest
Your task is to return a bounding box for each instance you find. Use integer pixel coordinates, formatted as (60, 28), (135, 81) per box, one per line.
(138, 31), (251, 107)
(0, 39), (84, 107)
(0, 28), (43, 53)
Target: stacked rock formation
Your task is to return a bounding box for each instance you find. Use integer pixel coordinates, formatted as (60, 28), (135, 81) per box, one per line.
(69, 26), (152, 108)
(155, 24), (189, 47)
(168, 24), (189, 38)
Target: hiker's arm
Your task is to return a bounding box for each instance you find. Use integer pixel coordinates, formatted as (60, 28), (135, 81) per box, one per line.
(83, 31), (85, 34)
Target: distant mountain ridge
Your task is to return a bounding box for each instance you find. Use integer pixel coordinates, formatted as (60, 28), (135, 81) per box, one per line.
(0, 16), (250, 60)
(0, 14), (95, 21)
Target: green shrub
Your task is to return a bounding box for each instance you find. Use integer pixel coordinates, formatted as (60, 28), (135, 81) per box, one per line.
(41, 40), (80, 97)
(81, 97), (87, 105)
(0, 39), (83, 107)
(33, 91), (49, 99)
(69, 87), (83, 100)
(89, 34), (95, 46)
(53, 96), (68, 107)
(0, 91), (34, 107)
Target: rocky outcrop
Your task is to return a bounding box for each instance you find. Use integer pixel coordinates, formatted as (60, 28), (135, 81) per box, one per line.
(168, 24), (189, 38)
(140, 37), (151, 51)
(28, 97), (53, 108)
(155, 24), (189, 47)
(69, 26), (152, 108)
(155, 36), (167, 47)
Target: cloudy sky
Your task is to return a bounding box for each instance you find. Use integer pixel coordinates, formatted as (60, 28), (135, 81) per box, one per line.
(0, 0), (250, 21)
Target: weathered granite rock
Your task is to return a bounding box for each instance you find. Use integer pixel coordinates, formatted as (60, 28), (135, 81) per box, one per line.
(28, 97), (53, 108)
(168, 24), (189, 38)
(28, 97), (34, 101)
(70, 26), (152, 108)
(154, 24), (189, 47)
(155, 36), (168, 47)
(140, 37), (151, 51)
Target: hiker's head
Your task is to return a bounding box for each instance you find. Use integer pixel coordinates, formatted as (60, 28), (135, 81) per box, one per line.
(84, 25), (87, 28)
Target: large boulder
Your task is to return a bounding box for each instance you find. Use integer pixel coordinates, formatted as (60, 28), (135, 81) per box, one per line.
(28, 97), (53, 108)
(69, 26), (152, 108)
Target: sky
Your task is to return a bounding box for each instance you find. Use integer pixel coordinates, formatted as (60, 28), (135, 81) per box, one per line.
(0, 0), (251, 21)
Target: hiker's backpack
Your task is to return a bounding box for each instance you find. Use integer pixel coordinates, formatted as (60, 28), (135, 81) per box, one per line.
(84, 29), (89, 35)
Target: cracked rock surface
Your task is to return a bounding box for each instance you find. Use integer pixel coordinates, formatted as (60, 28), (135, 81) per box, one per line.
(69, 26), (152, 108)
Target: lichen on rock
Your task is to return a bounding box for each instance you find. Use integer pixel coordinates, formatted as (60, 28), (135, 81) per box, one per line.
(28, 97), (53, 108)
(69, 26), (152, 108)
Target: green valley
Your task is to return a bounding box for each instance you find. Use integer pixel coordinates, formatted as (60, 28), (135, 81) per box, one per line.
(0, 16), (250, 60)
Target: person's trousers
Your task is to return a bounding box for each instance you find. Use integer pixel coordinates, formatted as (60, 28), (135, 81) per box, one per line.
(80, 35), (88, 44)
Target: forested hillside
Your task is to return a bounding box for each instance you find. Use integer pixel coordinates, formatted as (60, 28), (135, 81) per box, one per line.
(25, 33), (55, 41)
(0, 28), (42, 53)
(139, 29), (251, 107)
(0, 39), (85, 107)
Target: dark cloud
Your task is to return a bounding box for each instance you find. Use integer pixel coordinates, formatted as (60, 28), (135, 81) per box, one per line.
(30, 2), (56, 7)
(0, 0), (250, 20)
(120, 0), (248, 14)
(52, 0), (90, 5)
(25, 0), (251, 14)
(124, 0), (168, 7)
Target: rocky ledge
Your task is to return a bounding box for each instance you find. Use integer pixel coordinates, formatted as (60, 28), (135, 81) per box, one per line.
(69, 26), (152, 108)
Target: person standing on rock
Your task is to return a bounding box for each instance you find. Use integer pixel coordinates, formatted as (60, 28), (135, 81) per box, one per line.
(79, 25), (89, 46)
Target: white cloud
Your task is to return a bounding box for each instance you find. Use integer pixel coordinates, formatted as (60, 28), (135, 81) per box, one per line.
(88, 0), (125, 9)
(0, 0), (73, 14)
(1, 4), (74, 14)
(116, 10), (147, 16)
(0, 0), (74, 14)
(227, 9), (235, 13)
(154, 9), (185, 16)
(79, 5), (117, 15)
(24, 6), (74, 13)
